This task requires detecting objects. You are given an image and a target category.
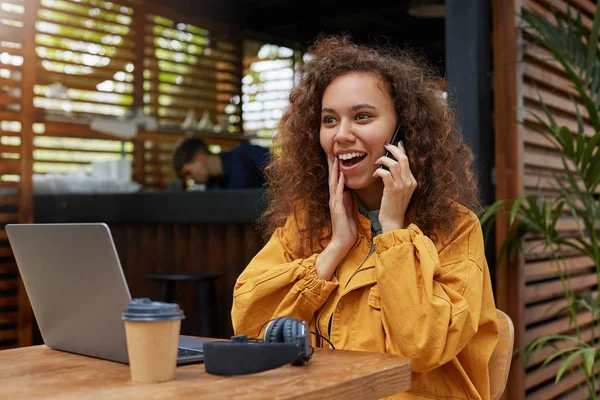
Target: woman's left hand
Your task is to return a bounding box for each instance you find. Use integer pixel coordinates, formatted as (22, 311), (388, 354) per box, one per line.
(373, 141), (417, 233)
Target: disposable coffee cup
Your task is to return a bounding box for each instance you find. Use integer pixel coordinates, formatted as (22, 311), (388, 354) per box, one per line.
(122, 298), (185, 383)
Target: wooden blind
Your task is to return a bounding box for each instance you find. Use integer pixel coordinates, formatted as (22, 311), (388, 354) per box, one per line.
(0, 0), (25, 350)
(242, 39), (301, 145)
(143, 10), (242, 131)
(35, 0), (135, 118)
(31, 0), (135, 174)
(0, 0), (37, 347)
(495, 0), (599, 398)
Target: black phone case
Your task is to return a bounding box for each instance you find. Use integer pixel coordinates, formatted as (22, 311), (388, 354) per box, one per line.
(380, 123), (404, 171)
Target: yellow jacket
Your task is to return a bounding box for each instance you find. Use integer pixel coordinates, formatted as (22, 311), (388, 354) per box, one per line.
(232, 202), (498, 400)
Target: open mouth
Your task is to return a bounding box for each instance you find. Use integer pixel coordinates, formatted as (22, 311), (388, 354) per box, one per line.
(339, 153), (367, 168)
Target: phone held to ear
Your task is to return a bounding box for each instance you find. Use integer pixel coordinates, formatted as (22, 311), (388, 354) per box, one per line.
(380, 123), (405, 171)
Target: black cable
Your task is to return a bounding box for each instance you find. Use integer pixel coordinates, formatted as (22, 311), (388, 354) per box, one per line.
(310, 331), (335, 349)
(243, 319), (336, 349)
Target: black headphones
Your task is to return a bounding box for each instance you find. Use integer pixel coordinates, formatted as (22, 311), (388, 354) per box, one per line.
(203, 316), (313, 376)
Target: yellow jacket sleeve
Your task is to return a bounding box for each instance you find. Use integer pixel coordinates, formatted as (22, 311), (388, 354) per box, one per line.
(231, 220), (339, 337)
(373, 210), (488, 373)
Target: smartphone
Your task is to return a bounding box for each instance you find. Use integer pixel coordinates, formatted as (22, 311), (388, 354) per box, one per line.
(380, 123), (405, 171)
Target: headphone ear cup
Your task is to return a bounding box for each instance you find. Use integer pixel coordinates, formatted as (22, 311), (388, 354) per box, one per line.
(264, 317), (286, 343)
(283, 318), (296, 343)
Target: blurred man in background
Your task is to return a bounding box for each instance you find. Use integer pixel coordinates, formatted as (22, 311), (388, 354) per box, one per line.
(172, 137), (270, 190)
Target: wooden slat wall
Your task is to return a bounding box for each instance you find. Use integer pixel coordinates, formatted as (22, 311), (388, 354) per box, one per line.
(0, 0), (33, 348)
(494, 0), (599, 398)
(522, 0), (600, 398)
(18, 0), (38, 347)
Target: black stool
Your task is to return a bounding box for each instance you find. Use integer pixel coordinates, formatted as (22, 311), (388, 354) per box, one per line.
(147, 272), (221, 337)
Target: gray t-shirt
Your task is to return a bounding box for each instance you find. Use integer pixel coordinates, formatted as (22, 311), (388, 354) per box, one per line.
(355, 194), (382, 258)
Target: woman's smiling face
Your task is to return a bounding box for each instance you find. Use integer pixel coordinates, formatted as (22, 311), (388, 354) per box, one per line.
(319, 72), (397, 190)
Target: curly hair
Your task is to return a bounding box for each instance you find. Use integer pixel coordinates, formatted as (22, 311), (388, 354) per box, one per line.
(260, 34), (480, 257)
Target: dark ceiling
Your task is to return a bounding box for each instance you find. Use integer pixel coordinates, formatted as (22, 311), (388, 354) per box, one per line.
(151, 0), (446, 72)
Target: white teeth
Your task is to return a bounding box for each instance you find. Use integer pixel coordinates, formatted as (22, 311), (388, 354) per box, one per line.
(339, 152), (365, 160)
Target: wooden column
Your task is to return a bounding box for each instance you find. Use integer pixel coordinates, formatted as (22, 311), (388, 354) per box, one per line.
(132, 1), (146, 109)
(18, 0), (41, 347)
(492, 0), (525, 399)
(235, 30), (244, 134)
(131, 3), (147, 185)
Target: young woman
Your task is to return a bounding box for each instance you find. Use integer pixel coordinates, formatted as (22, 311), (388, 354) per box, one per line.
(231, 35), (499, 400)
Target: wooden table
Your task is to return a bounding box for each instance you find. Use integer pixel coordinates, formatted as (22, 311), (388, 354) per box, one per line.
(0, 345), (411, 399)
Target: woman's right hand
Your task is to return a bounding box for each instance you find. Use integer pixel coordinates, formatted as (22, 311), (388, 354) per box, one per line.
(328, 156), (358, 251)
(315, 156), (358, 280)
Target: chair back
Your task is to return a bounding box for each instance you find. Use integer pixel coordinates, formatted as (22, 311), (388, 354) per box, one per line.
(489, 309), (514, 400)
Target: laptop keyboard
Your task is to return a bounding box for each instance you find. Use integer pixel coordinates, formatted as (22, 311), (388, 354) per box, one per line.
(178, 347), (203, 358)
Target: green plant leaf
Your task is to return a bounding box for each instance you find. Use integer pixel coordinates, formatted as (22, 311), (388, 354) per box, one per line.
(479, 200), (505, 226)
(479, 201), (506, 245)
(578, 292), (595, 313)
(557, 193), (587, 242)
(556, 349), (588, 383)
(559, 126), (575, 158)
(551, 200), (565, 228)
(523, 332), (591, 368)
(583, 147), (600, 189)
(563, 237), (593, 260)
(509, 196), (527, 226)
(523, 196), (546, 232)
(580, 133), (600, 175)
(573, 97), (585, 134)
(561, 158), (586, 201)
(508, 238), (521, 263)
(497, 229), (522, 265)
(585, 0), (600, 83)
(591, 65), (600, 105)
(581, 348), (595, 376)
(533, 82), (557, 129)
(570, 9), (586, 81)
(575, 131), (586, 166)
(542, 199), (552, 233)
(525, 110), (561, 147)
(540, 347), (579, 369)
(530, 334), (588, 347)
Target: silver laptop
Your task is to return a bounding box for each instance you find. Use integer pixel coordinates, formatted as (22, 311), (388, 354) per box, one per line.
(6, 223), (205, 365)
